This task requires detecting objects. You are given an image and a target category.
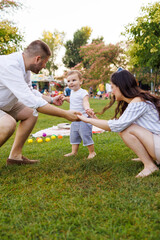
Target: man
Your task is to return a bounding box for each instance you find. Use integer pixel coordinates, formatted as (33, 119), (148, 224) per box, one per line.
(0, 40), (79, 165)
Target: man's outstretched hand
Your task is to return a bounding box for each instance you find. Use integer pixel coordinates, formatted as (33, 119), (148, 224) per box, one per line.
(65, 110), (82, 121)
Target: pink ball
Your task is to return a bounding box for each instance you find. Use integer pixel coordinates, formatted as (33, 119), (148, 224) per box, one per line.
(42, 133), (47, 137)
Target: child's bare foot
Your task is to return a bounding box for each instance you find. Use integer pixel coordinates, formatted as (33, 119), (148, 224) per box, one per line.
(136, 166), (159, 178)
(64, 152), (77, 157)
(87, 152), (96, 159)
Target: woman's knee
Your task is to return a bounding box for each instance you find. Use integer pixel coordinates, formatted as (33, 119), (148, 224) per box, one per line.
(119, 128), (129, 138)
(119, 124), (136, 138)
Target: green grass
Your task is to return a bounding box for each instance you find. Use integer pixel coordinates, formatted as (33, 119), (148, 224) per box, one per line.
(0, 99), (160, 240)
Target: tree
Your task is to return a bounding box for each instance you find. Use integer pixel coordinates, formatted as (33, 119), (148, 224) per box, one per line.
(73, 41), (126, 89)
(0, 0), (20, 10)
(63, 26), (92, 68)
(123, 2), (160, 88)
(40, 30), (65, 75)
(0, 0), (23, 55)
(91, 36), (104, 44)
(0, 20), (23, 54)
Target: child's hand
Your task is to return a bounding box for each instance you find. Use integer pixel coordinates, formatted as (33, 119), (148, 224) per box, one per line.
(86, 108), (97, 119)
(52, 94), (64, 106)
(61, 95), (66, 101)
(86, 108), (94, 116)
(62, 96), (70, 103)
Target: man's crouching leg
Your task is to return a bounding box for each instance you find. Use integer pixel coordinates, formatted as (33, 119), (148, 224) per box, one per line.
(0, 114), (16, 147)
(7, 107), (39, 165)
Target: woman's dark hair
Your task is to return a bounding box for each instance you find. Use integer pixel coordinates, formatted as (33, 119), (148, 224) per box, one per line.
(97, 70), (160, 119)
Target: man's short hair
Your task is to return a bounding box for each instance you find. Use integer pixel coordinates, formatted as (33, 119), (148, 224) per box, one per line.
(24, 40), (51, 59)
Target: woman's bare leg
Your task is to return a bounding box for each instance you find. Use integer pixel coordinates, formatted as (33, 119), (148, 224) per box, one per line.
(119, 124), (159, 178)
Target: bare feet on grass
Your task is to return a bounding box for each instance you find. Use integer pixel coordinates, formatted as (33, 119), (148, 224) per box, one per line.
(87, 152), (96, 159)
(136, 166), (159, 178)
(64, 152), (96, 159)
(64, 152), (77, 157)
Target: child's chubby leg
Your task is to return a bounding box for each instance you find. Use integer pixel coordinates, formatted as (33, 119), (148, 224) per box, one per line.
(65, 122), (81, 157)
(64, 144), (79, 157)
(87, 144), (96, 159)
(80, 121), (96, 159)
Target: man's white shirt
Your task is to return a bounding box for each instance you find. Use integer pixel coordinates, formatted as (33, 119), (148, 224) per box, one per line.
(0, 52), (47, 111)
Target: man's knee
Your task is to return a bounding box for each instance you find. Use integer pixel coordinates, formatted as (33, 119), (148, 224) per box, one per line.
(16, 106), (38, 122)
(0, 115), (16, 135)
(0, 115), (16, 147)
(8, 118), (17, 134)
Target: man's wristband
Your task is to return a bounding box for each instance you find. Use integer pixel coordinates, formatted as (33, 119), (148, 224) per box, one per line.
(50, 97), (54, 104)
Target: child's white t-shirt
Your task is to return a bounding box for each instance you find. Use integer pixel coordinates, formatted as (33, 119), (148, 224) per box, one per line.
(70, 88), (88, 116)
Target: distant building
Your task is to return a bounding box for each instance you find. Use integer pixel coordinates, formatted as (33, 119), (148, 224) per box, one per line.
(31, 74), (64, 92)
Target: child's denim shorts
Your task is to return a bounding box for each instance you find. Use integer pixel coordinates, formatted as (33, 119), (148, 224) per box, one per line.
(70, 121), (94, 146)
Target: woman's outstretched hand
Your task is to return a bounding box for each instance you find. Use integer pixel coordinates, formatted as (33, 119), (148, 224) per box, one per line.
(77, 114), (89, 123)
(66, 110), (82, 121)
(77, 113), (109, 131)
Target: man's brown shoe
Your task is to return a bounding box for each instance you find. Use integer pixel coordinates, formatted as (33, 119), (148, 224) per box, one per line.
(7, 156), (39, 165)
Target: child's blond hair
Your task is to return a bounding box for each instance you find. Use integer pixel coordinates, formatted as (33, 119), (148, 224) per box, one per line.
(67, 70), (82, 80)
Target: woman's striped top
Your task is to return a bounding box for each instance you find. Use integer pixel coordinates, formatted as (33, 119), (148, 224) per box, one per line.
(108, 101), (160, 134)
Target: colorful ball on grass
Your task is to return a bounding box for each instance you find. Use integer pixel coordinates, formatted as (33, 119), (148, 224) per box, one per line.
(42, 133), (47, 137)
(28, 138), (33, 143)
(58, 135), (63, 139)
(37, 138), (43, 143)
(51, 135), (56, 140)
(45, 137), (51, 142)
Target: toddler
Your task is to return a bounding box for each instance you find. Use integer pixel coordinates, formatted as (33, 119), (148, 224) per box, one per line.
(63, 70), (96, 159)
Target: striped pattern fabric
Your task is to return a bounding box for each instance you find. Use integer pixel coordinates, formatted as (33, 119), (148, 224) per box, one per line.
(108, 101), (160, 134)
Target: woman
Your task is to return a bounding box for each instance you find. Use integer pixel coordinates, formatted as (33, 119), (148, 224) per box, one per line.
(77, 69), (160, 178)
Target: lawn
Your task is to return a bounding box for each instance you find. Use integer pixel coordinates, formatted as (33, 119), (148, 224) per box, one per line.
(0, 99), (160, 240)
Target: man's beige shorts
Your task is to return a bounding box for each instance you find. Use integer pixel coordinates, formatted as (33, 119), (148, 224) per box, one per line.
(0, 102), (25, 120)
(153, 134), (160, 164)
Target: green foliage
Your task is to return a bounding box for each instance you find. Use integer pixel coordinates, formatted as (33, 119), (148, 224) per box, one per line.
(0, 20), (23, 54)
(92, 36), (104, 44)
(63, 26), (92, 68)
(40, 30), (65, 75)
(0, 0), (20, 11)
(0, 99), (160, 239)
(0, 0), (23, 55)
(123, 2), (160, 83)
(74, 41), (126, 89)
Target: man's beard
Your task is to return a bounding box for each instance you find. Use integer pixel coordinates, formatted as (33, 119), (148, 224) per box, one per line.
(29, 62), (43, 74)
